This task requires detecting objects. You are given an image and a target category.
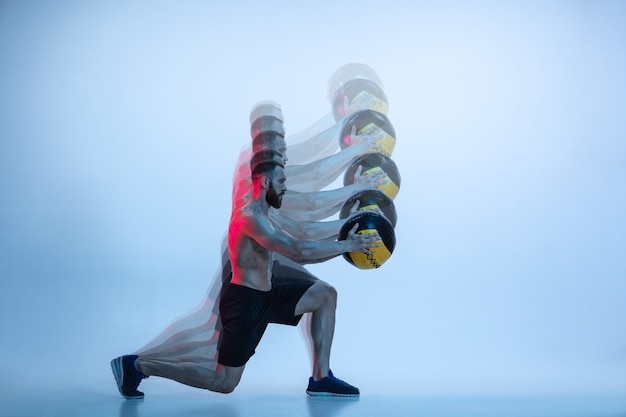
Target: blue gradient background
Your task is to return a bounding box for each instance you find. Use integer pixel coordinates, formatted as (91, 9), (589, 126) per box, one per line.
(1, 0), (625, 397)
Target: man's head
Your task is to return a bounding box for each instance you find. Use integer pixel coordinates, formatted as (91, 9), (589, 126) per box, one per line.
(252, 131), (287, 164)
(250, 149), (284, 173)
(251, 160), (286, 209)
(249, 101), (283, 124)
(250, 115), (285, 140)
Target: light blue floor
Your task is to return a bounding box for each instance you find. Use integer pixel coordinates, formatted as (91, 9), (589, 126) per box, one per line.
(2, 383), (625, 417)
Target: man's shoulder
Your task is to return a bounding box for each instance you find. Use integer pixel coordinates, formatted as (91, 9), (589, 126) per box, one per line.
(231, 204), (269, 228)
(231, 205), (253, 223)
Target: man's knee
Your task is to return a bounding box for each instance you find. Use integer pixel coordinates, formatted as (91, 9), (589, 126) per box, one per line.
(213, 365), (244, 394)
(297, 281), (338, 315)
(315, 281), (337, 306)
(216, 379), (238, 394)
(326, 283), (338, 303)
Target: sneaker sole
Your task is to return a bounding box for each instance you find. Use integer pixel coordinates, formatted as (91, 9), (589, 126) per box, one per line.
(111, 357), (144, 400)
(306, 390), (359, 397)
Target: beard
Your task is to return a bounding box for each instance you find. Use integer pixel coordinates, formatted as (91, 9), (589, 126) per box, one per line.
(266, 184), (284, 209)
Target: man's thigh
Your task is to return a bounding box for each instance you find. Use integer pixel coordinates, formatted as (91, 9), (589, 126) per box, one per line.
(294, 281), (335, 316)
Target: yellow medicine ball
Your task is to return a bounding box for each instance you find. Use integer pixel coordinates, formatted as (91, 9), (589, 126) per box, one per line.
(332, 78), (389, 122)
(340, 189), (397, 228)
(339, 211), (396, 270)
(339, 110), (396, 157)
(344, 153), (401, 200)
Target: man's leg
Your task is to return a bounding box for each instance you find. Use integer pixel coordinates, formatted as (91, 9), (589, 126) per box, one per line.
(294, 281), (359, 396)
(271, 257), (322, 371)
(294, 281), (337, 380)
(112, 353), (245, 398)
(136, 358), (245, 394)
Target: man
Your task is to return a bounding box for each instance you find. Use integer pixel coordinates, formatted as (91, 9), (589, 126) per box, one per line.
(219, 156), (379, 394)
(112, 152), (380, 397)
(111, 102), (386, 398)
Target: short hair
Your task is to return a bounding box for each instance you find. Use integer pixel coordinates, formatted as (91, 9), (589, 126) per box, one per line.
(252, 131), (285, 154)
(250, 115), (284, 140)
(250, 150), (284, 173)
(251, 160), (284, 179)
(249, 101), (283, 124)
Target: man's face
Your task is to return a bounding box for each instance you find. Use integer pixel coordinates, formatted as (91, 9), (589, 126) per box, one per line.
(266, 166), (287, 209)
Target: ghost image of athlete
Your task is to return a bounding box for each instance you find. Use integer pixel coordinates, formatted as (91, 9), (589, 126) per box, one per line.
(111, 64), (390, 398)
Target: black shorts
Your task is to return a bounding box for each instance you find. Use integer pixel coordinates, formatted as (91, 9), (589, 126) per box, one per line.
(217, 274), (315, 367)
(221, 257), (319, 285)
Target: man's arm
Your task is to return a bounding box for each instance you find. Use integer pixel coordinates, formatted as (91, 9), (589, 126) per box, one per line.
(280, 165), (388, 217)
(285, 94), (385, 165)
(268, 209), (343, 241)
(279, 203), (344, 222)
(285, 126), (384, 193)
(284, 123), (340, 165)
(240, 211), (378, 262)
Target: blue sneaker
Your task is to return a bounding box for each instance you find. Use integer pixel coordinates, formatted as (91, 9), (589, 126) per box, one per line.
(306, 370), (360, 397)
(111, 355), (147, 399)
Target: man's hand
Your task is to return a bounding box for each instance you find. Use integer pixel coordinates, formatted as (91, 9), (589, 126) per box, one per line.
(342, 93), (380, 116)
(348, 125), (384, 155)
(352, 164), (389, 190)
(348, 200), (360, 216)
(345, 223), (380, 255)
